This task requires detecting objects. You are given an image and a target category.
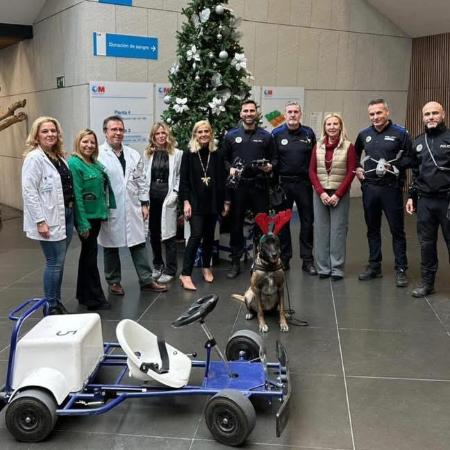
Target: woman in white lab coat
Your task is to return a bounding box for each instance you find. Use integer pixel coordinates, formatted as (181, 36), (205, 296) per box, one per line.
(144, 122), (182, 283)
(22, 116), (74, 315)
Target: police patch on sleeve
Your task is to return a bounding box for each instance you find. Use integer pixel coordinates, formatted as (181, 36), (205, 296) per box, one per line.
(365, 136), (372, 143)
(235, 137), (242, 144)
(281, 138), (288, 146)
(416, 144), (423, 152)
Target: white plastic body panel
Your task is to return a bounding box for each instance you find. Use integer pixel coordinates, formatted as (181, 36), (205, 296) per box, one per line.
(13, 314), (104, 395)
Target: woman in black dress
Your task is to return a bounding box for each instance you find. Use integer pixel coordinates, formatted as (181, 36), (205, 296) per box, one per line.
(179, 120), (230, 291)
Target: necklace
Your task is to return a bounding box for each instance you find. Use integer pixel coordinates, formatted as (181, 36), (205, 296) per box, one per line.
(198, 150), (211, 186)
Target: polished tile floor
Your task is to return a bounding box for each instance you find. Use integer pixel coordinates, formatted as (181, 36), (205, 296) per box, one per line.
(0, 200), (449, 450)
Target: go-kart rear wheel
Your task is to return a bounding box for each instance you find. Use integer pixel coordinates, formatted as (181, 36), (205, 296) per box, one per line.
(5, 389), (57, 443)
(226, 330), (265, 361)
(205, 389), (256, 446)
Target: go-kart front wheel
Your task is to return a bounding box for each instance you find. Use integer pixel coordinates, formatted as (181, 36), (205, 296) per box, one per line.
(205, 389), (256, 446)
(5, 388), (57, 443)
(226, 330), (265, 361)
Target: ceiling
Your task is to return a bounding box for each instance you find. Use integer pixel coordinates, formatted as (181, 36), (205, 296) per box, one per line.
(367, 0), (450, 38)
(0, 0), (45, 49)
(0, 0), (449, 50)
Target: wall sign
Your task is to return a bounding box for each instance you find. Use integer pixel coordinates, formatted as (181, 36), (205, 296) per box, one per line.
(99, 0), (132, 5)
(260, 86), (305, 131)
(93, 32), (158, 60)
(89, 81), (154, 153)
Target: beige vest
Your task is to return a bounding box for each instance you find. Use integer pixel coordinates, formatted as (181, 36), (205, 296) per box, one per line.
(316, 139), (351, 190)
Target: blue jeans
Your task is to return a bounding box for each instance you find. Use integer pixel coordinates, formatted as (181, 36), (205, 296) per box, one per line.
(39, 208), (74, 306)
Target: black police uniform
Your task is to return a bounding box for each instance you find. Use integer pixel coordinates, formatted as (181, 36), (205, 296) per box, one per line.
(222, 124), (277, 261)
(272, 123), (316, 267)
(355, 120), (413, 272)
(409, 122), (450, 288)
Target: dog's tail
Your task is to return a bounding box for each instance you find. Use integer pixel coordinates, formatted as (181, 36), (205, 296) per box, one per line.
(231, 294), (245, 303)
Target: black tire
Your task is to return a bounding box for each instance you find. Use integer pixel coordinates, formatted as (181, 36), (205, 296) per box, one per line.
(226, 330), (265, 361)
(205, 389), (256, 446)
(5, 389), (57, 443)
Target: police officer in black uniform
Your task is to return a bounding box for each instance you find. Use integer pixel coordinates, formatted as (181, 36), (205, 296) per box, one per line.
(355, 99), (413, 287)
(272, 101), (317, 274)
(406, 101), (450, 298)
(222, 99), (277, 279)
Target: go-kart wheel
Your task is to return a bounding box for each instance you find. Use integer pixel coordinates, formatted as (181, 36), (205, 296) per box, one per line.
(226, 330), (265, 361)
(205, 389), (256, 446)
(5, 389), (57, 443)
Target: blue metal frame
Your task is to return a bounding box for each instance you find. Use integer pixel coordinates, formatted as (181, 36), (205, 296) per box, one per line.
(1, 299), (291, 438)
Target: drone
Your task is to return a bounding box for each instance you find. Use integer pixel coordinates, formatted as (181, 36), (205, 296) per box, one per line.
(226, 157), (271, 189)
(362, 150), (403, 177)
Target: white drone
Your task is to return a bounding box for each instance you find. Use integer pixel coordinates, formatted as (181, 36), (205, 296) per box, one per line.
(362, 150), (403, 177)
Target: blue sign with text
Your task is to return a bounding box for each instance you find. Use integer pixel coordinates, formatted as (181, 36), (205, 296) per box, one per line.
(99, 0), (132, 6)
(93, 32), (158, 60)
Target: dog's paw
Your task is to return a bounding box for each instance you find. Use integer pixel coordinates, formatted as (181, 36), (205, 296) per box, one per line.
(280, 322), (289, 332)
(245, 312), (254, 320)
(259, 323), (269, 333)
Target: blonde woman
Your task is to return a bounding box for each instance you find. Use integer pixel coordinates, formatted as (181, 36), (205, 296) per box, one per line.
(68, 129), (116, 310)
(179, 120), (230, 290)
(144, 122), (182, 283)
(309, 113), (356, 280)
(22, 116), (74, 314)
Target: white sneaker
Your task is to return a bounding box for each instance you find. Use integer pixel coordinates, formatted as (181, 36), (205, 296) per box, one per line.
(158, 274), (173, 283)
(152, 269), (162, 280)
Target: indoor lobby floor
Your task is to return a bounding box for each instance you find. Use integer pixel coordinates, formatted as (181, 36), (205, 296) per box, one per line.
(0, 199), (449, 450)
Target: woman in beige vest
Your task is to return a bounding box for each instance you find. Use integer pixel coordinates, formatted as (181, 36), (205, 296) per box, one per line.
(309, 114), (357, 280)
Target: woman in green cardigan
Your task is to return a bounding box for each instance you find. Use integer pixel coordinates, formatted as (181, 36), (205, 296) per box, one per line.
(68, 129), (116, 310)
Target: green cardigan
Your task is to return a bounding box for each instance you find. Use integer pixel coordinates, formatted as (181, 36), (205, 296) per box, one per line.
(68, 154), (116, 234)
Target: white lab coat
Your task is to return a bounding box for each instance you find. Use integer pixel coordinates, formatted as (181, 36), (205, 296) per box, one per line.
(98, 142), (149, 248)
(22, 147), (68, 241)
(144, 149), (183, 241)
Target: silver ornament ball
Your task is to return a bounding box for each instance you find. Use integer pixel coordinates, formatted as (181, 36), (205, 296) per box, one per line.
(195, 75), (200, 81)
(215, 5), (224, 15)
(163, 95), (171, 104)
(219, 50), (228, 60)
(166, 117), (172, 124)
(217, 33), (222, 40)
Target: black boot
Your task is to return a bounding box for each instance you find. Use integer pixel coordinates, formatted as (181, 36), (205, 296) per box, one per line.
(411, 284), (435, 298)
(227, 259), (241, 279)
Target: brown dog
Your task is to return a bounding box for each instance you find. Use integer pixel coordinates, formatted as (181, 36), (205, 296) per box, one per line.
(232, 233), (288, 333)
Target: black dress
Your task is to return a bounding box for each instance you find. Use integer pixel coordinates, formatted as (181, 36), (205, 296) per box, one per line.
(179, 146), (228, 275)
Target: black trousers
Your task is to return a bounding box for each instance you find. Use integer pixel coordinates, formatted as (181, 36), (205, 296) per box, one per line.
(362, 183), (407, 271)
(76, 219), (106, 307)
(229, 182), (268, 259)
(279, 180), (314, 263)
(182, 214), (217, 276)
(417, 196), (450, 286)
(149, 196), (177, 276)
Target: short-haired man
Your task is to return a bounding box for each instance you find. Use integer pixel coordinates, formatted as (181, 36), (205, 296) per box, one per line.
(355, 99), (413, 287)
(272, 101), (317, 274)
(222, 100), (277, 278)
(406, 101), (450, 297)
(98, 115), (167, 294)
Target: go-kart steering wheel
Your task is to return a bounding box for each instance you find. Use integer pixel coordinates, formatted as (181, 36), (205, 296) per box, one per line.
(172, 294), (218, 328)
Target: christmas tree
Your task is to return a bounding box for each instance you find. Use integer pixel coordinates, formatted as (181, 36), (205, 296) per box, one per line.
(162, 0), (252, 150)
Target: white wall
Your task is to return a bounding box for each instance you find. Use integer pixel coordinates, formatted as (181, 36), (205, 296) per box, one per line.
(0, 0), (411, 208)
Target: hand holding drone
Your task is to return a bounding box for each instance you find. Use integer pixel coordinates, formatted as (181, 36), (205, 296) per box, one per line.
(226, 158), (272, 189)
(361, 150), (403, 178)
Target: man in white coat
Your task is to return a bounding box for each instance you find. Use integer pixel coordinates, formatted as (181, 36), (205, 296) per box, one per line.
(98, 115), (167, 295)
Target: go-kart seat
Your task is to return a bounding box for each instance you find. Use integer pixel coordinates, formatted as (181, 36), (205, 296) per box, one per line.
(116, 319), (191, 388)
